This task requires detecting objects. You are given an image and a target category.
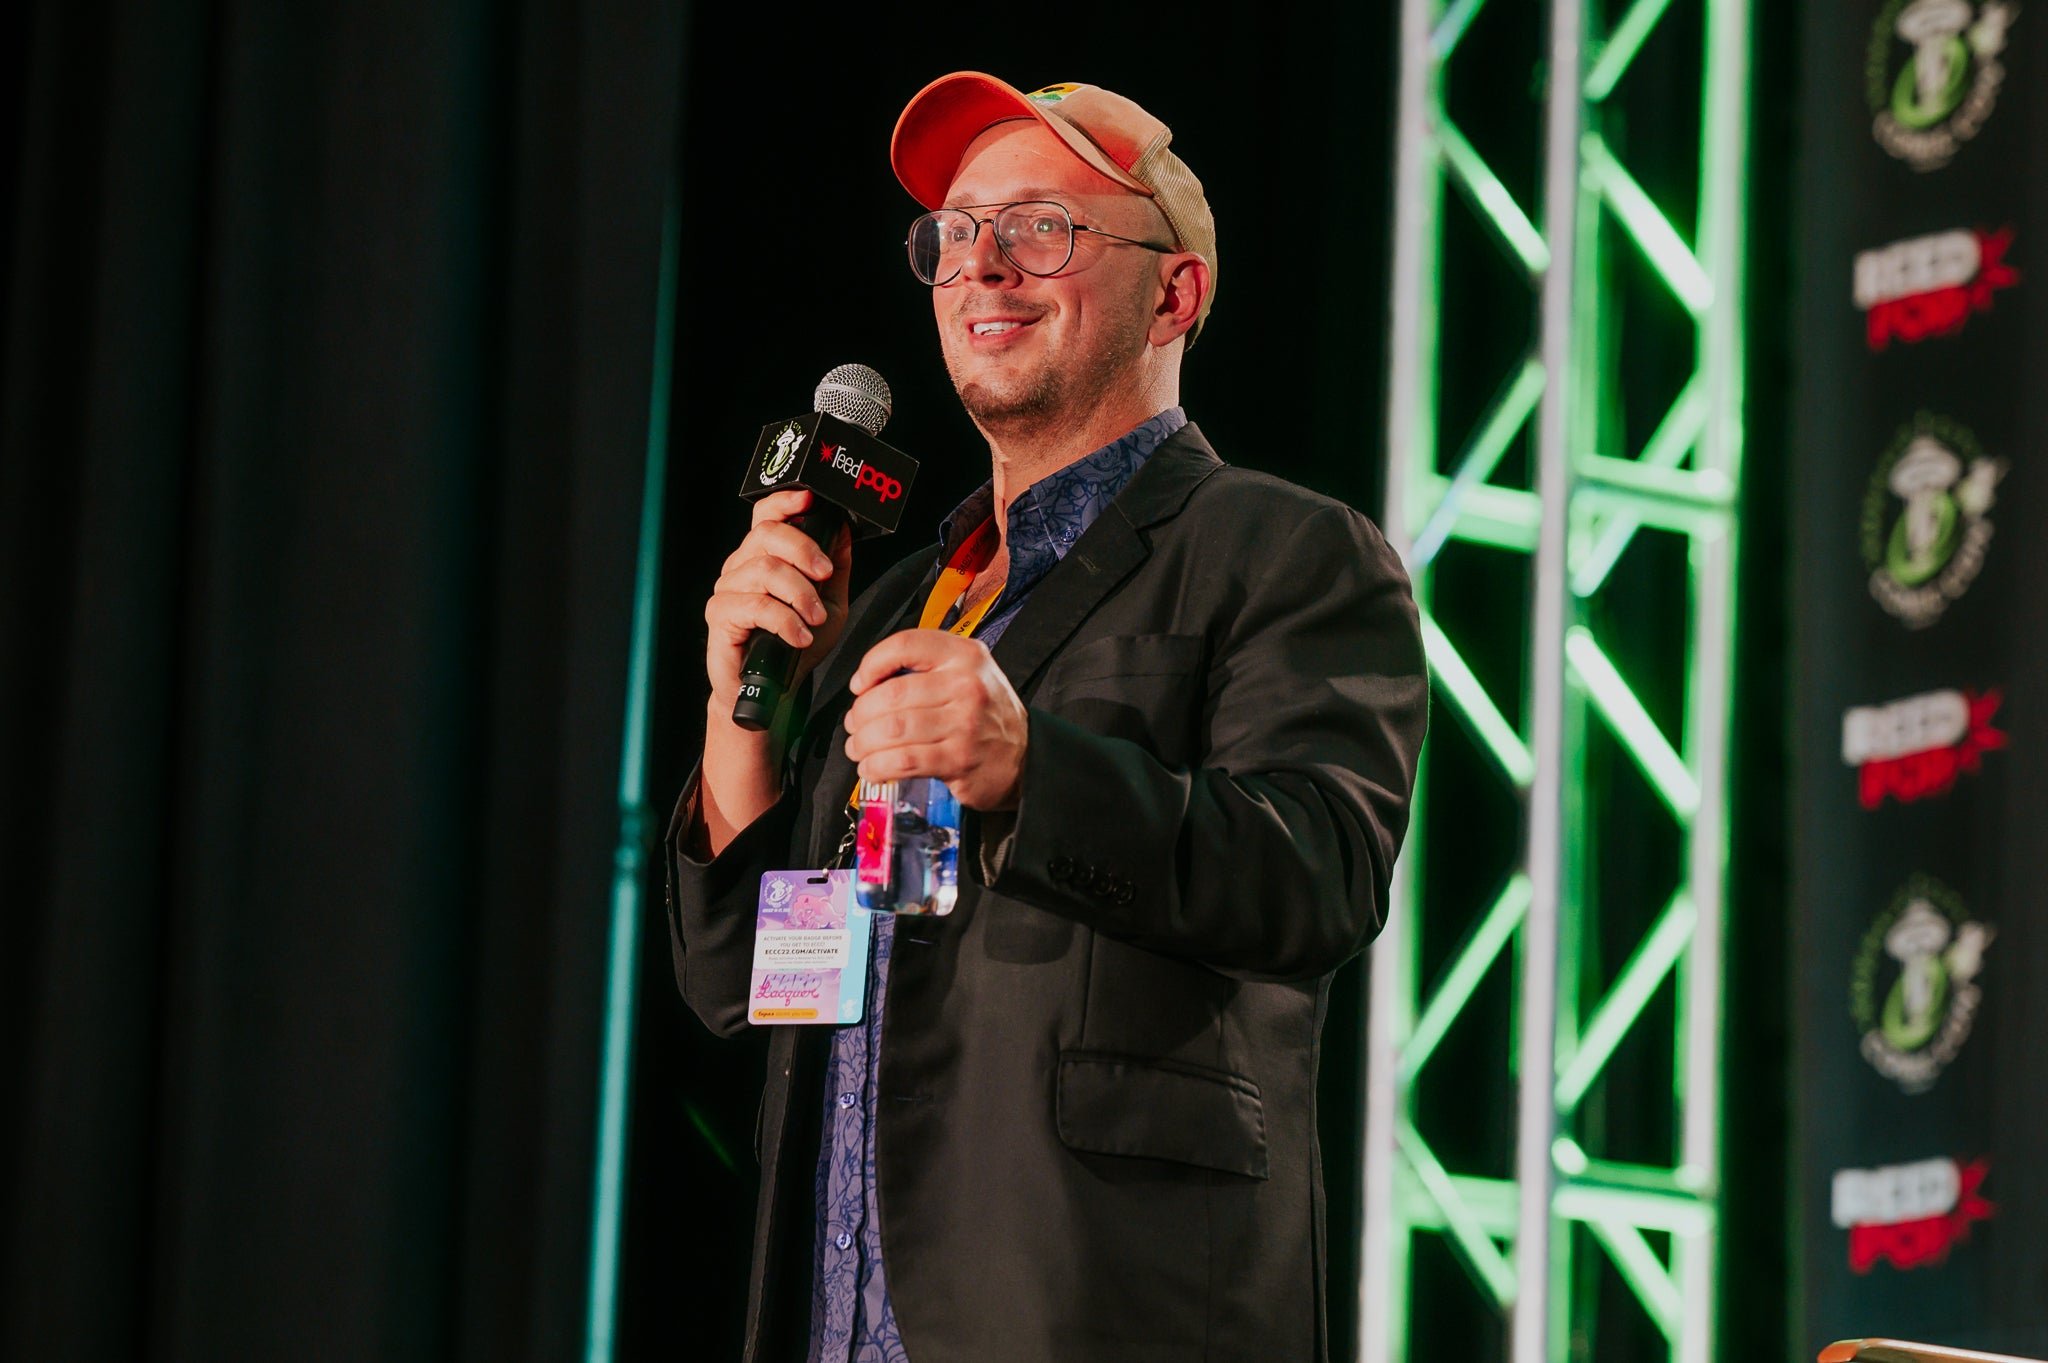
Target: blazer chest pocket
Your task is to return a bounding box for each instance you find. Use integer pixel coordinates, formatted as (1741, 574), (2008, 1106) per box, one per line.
(1055, 1051), (1268, 1180)
(1035, 633), (1206, 765)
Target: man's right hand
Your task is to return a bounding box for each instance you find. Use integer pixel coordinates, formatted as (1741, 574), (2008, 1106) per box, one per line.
(704, 488), (854, 722)
(694, 489), (853, 858)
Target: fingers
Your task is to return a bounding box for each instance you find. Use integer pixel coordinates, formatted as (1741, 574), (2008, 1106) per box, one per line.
(705, 495), (851, 708)
(851, 740), (953, 784)
(843, 677), (960, 763)
(749, 487), (814, 528)
(848, 728), (1018, 809)
(715, 556), (828, 629)
(843, 669), (951, 735)
(849, 629), (983, 695)
(706, 590), (813, 652)
(839, 628), (1028, 809)
(723, 520), (835, 584)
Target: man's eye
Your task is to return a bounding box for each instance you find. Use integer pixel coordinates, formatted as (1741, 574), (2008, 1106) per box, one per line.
(1027, 215), (1066, 237)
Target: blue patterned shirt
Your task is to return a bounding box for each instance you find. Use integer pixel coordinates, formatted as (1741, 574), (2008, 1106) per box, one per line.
(807, 407), (1188, 1363)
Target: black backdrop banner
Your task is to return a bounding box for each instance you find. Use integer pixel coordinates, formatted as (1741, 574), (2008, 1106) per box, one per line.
(0, 2), (683, 1359)
(1793, 1), (2048, 1354)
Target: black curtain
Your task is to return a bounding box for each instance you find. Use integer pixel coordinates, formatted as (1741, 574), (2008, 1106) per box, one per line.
(0, 3), (684, 1359)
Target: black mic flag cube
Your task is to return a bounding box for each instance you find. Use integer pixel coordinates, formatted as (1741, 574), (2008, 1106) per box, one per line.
(740, 412), (919, 539)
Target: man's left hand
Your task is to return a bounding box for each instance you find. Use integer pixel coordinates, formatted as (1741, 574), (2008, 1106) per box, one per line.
(844, 630), (1028, 811)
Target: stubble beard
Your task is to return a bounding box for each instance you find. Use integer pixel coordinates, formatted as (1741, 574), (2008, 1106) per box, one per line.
(950, 354), (1065, 428)
(945, 283), (1153, 438)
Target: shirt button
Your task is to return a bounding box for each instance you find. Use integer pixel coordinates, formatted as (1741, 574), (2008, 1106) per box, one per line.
(838, 1092), (857, 1109)
(835, 1230), (854, 1250)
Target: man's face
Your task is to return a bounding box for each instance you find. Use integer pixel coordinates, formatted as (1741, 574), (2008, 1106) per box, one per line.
(933, 120), (1169, 428)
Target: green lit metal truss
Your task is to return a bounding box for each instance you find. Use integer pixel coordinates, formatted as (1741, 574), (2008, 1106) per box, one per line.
(1363, 2), (1748, 1362)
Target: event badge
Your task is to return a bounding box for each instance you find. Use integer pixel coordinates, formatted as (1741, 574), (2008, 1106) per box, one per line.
(749, 869), (871, 1026)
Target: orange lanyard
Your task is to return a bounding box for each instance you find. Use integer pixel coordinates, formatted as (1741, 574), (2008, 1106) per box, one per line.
(844, 517), (1002, 815)
(919, 515), (1002, 635)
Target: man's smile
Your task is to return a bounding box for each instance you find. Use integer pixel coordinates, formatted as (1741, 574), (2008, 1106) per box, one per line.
(964, 314), (1040, 347)
(956, 300), (1049, 350)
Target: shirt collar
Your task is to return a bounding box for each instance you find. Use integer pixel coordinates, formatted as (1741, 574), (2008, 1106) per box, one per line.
(936, 407), (1188, 582)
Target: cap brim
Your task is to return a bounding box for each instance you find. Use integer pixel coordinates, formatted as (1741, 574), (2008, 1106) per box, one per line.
(890, 71), (1150, 208)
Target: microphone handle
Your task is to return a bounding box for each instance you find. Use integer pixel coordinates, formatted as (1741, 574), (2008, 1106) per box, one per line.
(730, 505), (848, 732)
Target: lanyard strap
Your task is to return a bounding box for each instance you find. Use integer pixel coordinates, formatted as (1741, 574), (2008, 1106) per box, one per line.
(918, 514), (1002, 635)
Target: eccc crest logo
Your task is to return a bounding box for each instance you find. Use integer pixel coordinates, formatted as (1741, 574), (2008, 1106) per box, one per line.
(1850, 874), (1994, 1094)
(759, 421), (804, 486)
(1867, 0), (2018, 170)
(1861, 412), (2005, 628)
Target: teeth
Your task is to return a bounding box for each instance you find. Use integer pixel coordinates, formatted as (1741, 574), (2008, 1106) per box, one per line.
(972, 321), (1021, 335)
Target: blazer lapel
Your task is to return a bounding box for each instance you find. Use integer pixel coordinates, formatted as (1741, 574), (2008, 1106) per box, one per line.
(990, 425), (1223, 695)
(986, 512), (1146, 696)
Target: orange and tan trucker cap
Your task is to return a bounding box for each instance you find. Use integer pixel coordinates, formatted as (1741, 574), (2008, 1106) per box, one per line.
(891, 72), (1217, 342)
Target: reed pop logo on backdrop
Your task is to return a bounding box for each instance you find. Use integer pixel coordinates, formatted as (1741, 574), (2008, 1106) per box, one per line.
(1840, 686), (2007, 807)
(1860, 412), (2005, 628)
(1854, 227), (2018, 349)
(1866, 0), (2018, 170)
(1848, 874), (1994, 1093)
(1831, 1154), (1995, 1273)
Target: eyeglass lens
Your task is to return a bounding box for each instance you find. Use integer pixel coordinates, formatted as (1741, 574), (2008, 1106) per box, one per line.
(907, 202), (1075, 284)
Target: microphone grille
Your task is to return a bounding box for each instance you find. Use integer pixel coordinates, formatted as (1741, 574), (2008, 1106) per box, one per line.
(814, 363), (893, 436)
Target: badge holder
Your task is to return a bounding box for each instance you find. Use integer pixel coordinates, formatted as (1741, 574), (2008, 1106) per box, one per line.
(748, 868), (872, 1026)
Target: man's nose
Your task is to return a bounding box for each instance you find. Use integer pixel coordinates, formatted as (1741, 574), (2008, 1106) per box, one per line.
(959, 217), (1020, 285)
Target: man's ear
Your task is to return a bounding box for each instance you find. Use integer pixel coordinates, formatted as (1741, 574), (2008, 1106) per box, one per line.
(1149, 254), (1210, 349)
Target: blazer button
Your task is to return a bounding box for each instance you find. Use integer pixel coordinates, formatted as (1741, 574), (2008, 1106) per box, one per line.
(1048, 855), (1075, 883)
(1114, 883), (1135, 906)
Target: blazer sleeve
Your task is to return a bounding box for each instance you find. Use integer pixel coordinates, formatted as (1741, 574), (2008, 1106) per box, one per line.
(664, 765), (799, 1038)
(663, 551), (931, 1036)
(976, 501), (1427, 982)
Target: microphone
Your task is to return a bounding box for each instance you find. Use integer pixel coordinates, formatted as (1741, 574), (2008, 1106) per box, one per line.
(730, 364), (919, 731)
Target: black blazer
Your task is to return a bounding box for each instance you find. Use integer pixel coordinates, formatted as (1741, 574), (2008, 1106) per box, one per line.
(667, 425), (1428, 1363)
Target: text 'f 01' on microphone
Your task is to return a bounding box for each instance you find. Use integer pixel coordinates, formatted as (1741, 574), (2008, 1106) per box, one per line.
(730, 364), (919, 732)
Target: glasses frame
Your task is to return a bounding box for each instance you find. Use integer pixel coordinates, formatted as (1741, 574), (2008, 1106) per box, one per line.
(904, 200), (1177, 285)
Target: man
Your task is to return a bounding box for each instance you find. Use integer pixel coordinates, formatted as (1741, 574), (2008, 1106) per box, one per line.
(668, 72), (1427, 1363)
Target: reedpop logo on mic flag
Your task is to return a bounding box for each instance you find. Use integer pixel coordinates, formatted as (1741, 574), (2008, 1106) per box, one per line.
(740, 410), (918, 537)
(826, 443), (904, 503)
